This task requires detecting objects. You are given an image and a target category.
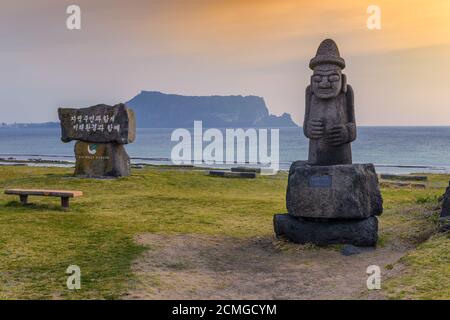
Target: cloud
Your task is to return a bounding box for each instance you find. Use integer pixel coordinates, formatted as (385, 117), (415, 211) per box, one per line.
(0, 0), (450, 124)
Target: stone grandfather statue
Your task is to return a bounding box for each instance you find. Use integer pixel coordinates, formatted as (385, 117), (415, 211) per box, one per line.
(304, 39), (356, 165)
(273, 39), (383, 247)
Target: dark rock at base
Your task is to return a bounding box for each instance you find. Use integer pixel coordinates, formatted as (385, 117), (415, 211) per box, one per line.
(273, 214), (378, 247)
(59, 103), (136, 144)
(380, 174), (428, 182)
(380, 181), (426, 189)
(439, 218), (450, 233)
(441, 182), (450, 218)
(286, 161), (383, 219)
(74, 141), (131, 178)
(208, 171), (256, 179)
(341, 245), (363, 256)
(231, 167), (261, 173)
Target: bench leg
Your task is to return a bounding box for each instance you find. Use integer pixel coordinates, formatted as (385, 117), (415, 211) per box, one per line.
(19, 195), (28, 205)
(61, 197), (70, 209)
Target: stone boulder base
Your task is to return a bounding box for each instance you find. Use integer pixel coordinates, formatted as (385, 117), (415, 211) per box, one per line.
(274, 214), (378, 247)
(287, 161), (383, 219)
(74, 141), (131, 178)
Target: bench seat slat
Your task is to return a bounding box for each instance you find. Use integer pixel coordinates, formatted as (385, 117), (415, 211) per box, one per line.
(4, 189), (83, 198)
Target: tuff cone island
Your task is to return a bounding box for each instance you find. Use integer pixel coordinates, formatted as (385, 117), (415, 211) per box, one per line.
(274, 39), (383, 246)
(58, 104), (136, 178)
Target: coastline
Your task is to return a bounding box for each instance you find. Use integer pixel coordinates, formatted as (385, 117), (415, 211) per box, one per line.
(1, 127), (450, 175)
(1, 154), (450, 175)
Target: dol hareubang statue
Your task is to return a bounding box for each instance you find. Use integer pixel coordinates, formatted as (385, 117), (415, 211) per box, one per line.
(273, 39), (383, 247)
(304, 39), (356, 165)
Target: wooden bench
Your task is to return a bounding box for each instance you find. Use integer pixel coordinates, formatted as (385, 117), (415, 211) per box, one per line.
(4, 189), (83, 209)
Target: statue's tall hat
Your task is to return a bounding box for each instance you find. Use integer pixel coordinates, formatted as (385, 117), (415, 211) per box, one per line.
(309, 39), (346, 70)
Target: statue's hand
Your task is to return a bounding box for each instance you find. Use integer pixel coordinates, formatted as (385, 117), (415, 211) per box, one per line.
(307, 118), (325, 139)
(326, 125), (349, 146)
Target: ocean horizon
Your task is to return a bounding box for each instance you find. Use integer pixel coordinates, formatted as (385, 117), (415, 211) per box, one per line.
(1, 126), (449, 174)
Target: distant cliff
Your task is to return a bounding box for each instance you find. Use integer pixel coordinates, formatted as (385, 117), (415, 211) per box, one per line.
(126, 91), (298, 128)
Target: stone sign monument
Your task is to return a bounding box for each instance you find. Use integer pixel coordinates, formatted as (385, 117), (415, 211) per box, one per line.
(274, 39), (383, 246)
(58, 103), (136, 178)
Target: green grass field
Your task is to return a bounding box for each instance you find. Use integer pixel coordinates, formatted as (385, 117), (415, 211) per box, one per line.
(0, 166), (448, 299)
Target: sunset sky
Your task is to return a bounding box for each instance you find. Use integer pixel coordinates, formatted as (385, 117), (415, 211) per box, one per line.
(1, 0), (450, 125)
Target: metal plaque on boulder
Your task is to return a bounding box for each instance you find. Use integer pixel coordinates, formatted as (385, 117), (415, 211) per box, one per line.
(309, 175), (332, 188)
(58, 103), (136, 144)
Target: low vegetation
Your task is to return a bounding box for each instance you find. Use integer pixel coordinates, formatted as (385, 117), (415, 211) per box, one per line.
(0, 166), (448, 299)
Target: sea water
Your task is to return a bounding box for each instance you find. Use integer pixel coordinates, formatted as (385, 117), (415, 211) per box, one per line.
(0, 127), (449, 174)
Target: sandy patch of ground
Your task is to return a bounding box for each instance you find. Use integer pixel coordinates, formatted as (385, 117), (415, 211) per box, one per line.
(123, 233), (411, 300)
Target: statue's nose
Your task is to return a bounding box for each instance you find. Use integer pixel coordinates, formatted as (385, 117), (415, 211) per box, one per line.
(319, 79), (330, 88)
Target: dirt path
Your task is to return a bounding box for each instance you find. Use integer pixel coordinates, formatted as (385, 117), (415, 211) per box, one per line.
(123, 233), (410, 300)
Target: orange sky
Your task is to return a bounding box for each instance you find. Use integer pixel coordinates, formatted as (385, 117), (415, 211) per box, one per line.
(152, 0), (450, 61)
(1, 0), (450, 125)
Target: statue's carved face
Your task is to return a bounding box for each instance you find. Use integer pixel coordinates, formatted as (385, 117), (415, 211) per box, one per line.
(311, 69), (342, 99)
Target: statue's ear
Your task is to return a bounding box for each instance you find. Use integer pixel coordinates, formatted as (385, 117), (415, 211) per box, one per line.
(341, 74), (347, 93)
